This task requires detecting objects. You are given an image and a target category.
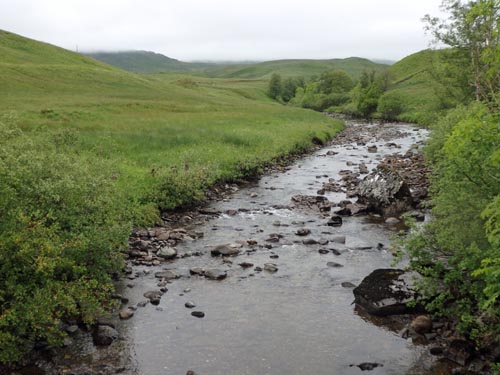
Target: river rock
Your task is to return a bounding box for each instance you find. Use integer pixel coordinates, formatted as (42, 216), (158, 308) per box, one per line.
(211, 244), (240, 257)
(335, 203), (367, 216)
(143, 290), (163, 305)
(359, 163), (369, 174)
(264, 263), (278, 272)
(341, 282), (356, 288)
(302, 238), (318, 245)
(93, 325), (118, 346)
(327, 215), (342, 227)
(356, 167), (413, 216)
(385, 217), (400, 224)
(296, 228), (311, 236)
(119, 308), (135, 320)
(189, 267), (205, 276)
(191, 311), (205, 318)
(155, 269), (179, 280)
(353, 362), (383, 371)
(157, 246), (177, 259)
(327, 262), (344, 268)
(185, 301), (196, 308)
(331, 235), (346, 244)
(411, 315), (433, 334)
(353, 269), (423, 316)
(204, 269), (227, 280)
(239, 262), (254, 268)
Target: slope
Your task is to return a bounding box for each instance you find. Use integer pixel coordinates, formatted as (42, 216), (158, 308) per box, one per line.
(382, 49), (455, 124)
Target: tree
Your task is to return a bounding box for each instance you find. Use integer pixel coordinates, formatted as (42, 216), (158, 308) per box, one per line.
(281, 77), (304, 102)
(317, 70), (354, 95)
(268, 73), (282, 100)
(423, 0), (500, 108)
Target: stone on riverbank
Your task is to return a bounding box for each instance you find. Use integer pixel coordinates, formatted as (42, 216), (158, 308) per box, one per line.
(353, 269), (423, 316)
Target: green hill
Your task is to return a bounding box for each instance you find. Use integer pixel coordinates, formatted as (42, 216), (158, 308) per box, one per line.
(85, 50), (223, 73)
(204, 57), (387, 79)
(381, 49), (456, 124)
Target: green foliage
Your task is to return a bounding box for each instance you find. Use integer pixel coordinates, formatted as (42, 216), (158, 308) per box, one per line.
(268, 73), (282, 99)
(317, 70), (354, 94)
(402, 104), (500, 348)
(0, 114), (131, 362)
(424, 0), (500, 108)
(377, 91), (404, 118)
(281, 77), (305, 102)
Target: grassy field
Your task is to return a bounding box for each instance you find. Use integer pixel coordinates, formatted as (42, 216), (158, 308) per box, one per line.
(0, 30), (343, 216)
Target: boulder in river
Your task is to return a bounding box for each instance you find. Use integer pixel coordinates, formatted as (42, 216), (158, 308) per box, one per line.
(157, 246), (177, 259)
(211, 244), (240, 257)
(204, 269), (227, 280)
(353, 269), (423, 316)
(356, 166), (413, 216)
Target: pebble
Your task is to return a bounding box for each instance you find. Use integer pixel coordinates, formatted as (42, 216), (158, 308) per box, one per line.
(296, 228), (311, 236)
(191, 311), (205, 318)
(264, 263), (278, 272)
(341, 282), (356, 288)
(119, 308), (135, 320)
(385, 217), (400, 224)
(185, 301), (196, 309)
(327, 262), (344, 268)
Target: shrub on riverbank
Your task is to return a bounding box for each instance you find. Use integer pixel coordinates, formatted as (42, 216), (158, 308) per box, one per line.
(0, 114), (131, 362)
(403, 103), (500, 350)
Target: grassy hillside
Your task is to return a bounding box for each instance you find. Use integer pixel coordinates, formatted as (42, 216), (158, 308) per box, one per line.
(382, 49), (455, 124)
(203, 57), (387, 79)
(85, 50), (224, 73)
(0, 29), (342, 212)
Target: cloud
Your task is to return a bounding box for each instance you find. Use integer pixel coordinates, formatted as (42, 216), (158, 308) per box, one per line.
(0, 0), (442, 61)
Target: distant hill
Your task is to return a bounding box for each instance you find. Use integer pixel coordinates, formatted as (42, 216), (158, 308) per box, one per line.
(84, 50), (387, 79)
(204, 57), (388, 79)
(85, 50), (223, 73)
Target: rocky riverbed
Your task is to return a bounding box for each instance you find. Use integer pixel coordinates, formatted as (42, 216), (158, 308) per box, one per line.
(13, 120), (469, 375)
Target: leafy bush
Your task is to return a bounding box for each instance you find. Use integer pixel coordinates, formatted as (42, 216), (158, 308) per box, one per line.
(403, 104), (500, 347)
(377, 92), (404, 119)
(0, 114), (130, 362)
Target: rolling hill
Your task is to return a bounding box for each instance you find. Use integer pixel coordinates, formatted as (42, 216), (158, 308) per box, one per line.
(85, 50), (225, 73)
(84, 49), (387, 79)
(383, 49), (455, 124)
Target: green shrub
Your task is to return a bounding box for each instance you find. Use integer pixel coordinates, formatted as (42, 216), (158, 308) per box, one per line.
(0, 114), (130, 362)
(403, 104), (500, 348)
(377, 92), (404, 119)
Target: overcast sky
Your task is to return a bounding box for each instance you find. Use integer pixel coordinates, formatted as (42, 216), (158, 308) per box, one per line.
(0, 0), (443, 62)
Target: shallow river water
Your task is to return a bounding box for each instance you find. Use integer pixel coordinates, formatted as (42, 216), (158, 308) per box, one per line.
(110, 120), (452, 375)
